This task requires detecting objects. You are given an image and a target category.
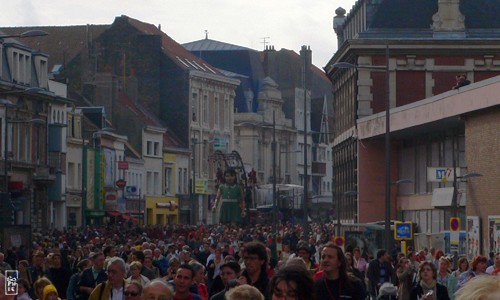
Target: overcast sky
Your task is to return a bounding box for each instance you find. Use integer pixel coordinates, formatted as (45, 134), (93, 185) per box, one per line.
(0, 0), (358, 68)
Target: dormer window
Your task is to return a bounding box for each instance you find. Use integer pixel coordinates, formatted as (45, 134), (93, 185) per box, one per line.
(8, 48), (31, 84)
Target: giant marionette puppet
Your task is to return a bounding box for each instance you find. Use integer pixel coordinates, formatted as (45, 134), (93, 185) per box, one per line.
(212, 168), (246, 224)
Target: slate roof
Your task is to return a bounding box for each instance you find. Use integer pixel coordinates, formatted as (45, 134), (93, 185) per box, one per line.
(367, 0), (500, 29)
(183, 40), (265, 113)
(184, 38), (254, 51)
(122, 16), (223, 76)
(0, 25), (110, 71)
(341, 0), (500, 40)
(117, 93), (183, 148)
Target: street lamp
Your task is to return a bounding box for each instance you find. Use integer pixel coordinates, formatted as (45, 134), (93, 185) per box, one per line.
(332, 43), (391, 250)
(0, 30), (48, 40)
(272, 111), (278, 232)
(0, 87), (44, 95)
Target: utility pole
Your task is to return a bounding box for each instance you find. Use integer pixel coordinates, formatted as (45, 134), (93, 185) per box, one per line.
(301, 45), (310, 237)
(191, 137), (196, 225)
(272, 111), (277, 233)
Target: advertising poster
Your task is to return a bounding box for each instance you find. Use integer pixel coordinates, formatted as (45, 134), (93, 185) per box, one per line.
(489, 216), (500, 254)
(466, 216), (480, 260)
(103, 148), (116, 187)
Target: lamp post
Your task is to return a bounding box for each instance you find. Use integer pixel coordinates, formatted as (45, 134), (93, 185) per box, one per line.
(0, 30), (48, 40)
(191, 137), (197, 225)
(271, 111), (278, 232)
(333, 43), (391, 250)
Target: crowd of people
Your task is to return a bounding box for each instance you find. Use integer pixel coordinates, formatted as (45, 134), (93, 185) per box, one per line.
(0, 222), (500, 300)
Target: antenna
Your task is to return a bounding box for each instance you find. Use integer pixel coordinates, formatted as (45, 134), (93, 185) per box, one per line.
(205, 30), (209, 39)
(261, 37), (270, 49)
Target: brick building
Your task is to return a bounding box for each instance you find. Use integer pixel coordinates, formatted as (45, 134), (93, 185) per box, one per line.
(326, 0), (500, 251)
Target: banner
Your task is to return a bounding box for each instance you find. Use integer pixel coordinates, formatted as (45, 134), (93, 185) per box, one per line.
(466, 216), (480, 260)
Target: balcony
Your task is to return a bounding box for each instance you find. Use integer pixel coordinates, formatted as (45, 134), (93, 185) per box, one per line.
(33, 166), (55, 183)
(48, 152), (66, 173)
(312, 161), (326, 176)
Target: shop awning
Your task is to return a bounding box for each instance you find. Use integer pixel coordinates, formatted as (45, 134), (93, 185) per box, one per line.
(107, 211), (121, 217)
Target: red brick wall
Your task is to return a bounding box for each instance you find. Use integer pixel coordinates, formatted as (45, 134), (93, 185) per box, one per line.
(433, 71), (458, 95)
(372, 72), (387, 114)
(475, 72), (500, 82)
(358, 139), (399, 223)
(397, 71), (426, 106)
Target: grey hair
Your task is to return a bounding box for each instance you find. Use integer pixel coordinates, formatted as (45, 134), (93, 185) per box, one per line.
(189, 261), (205, 274)
(108, 256), (128, 273)
(143, 279), (173, 300)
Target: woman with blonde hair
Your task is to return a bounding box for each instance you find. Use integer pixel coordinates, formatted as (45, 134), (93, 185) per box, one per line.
(225, 284), (264, 300)
(437, 257), (457, 300)
(455, 275), (500, 300)
(127, 261), (150, 286)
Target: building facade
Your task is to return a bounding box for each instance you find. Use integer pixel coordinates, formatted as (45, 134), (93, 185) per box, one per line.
(326, 0), (500, 248)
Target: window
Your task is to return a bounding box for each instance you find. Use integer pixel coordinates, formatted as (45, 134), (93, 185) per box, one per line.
(10, 51), (31, 84)
(164, 167), (173, 195)
(154, 172), (160, 195)
(202, 143), (208, 175)
(183, 168), (188, 194)
(146, 141), (153, 155)
(224, 97), (229, 129)
(146, 171), (153, 194)
(214, 96), (220, 127)
(192, 92), (198, 123)
(77, 163), (82, 189)
(39, 59), (47, 87)
(258, 140), (263, 170)
(178, 168), (182, 194)
(68, 163), (75, 188)
(203, 94), (208, 125)
(154, 141), (160, 156)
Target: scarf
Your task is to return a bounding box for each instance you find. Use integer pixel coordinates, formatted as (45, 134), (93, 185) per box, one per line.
(419, 279), (437, 298)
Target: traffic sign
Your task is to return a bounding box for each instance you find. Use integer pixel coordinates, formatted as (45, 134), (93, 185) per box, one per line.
(450, 217), (460, 231)
(334, 236), (345, 247)
(115, 179), (127, 189)
(394, 222), (413, 240)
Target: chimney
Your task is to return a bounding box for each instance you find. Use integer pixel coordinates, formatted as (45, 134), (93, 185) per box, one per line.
(432, 0), (465, 37)
(300, 45), (312, 89)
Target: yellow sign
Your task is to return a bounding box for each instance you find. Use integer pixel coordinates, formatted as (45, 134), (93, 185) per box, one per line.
(195, 179), (208, 194)
(394, 221), (413, 240)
